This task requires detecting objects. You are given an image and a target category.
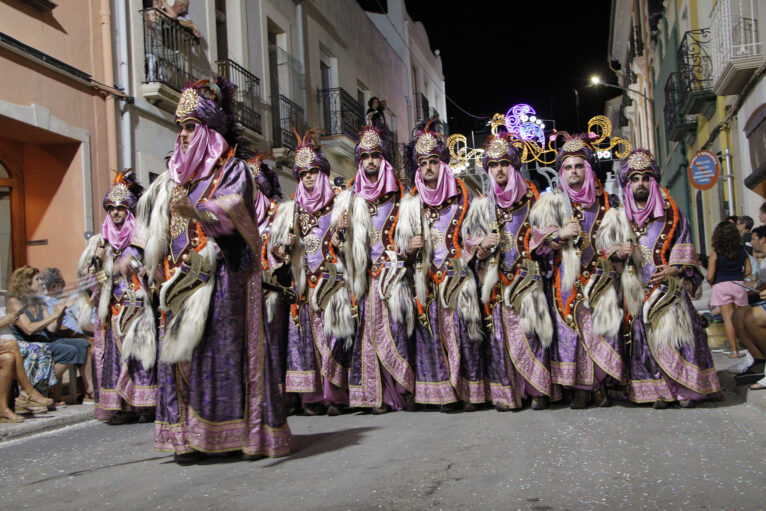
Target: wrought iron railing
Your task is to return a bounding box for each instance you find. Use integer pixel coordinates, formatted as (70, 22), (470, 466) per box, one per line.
(216, 59), (263, 135)
(318, 88), (363, 140)
(711, 0), (762, 81)
(678, 29), (714, 98)
(272, 94), (305, 150)
(141, 8), (200, 91)
(664, 72), (682, 130)
(428, 107), (449, 135)
(414, 92), (430, 123)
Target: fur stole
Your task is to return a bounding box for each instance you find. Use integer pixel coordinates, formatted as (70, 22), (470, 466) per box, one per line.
(529, 190), (580, 292)
(135, 172), (173, 285)
(397, 192), (482, 341)
(643, 278), (695, 350)
(157, 242), (217, 363)
(76, 234), (112, 328)
(342, 190), (415, 335)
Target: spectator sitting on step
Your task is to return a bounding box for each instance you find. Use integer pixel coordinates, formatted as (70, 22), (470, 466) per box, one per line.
(38, 267), (95, 403)
(6, 266), (90, 407)
(0, 310), (54, 422)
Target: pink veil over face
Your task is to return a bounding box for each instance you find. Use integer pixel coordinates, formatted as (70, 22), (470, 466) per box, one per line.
(354, 159), (398, 201)
(415, 161), (458, 206)
(489, 166), (528, 208)
(623, 176), (665, 227)
(102, 210), (135, 251)
(168, 124), (229, 185)
(557, 160), (597, 207)
(295, 171), (335, 213)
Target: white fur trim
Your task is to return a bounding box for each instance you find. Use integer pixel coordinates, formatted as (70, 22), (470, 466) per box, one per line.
(158, 243), (218, 364)
(643, 287), (695, 350)
(120, 285), (158, 369)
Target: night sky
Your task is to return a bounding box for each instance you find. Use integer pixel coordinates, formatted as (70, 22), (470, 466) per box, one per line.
(404, 0), (622, 141)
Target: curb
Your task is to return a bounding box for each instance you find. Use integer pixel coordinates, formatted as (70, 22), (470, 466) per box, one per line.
(713, 352), (766, 413)
(0, 405), (96, 443)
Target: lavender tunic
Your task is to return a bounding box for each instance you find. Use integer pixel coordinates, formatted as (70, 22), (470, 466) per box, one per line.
(348, 191), (414, 410)
(626, 204), (721, 403)
(413, 185), (486, 405)
(533, 192), (624, 391)
(153, 156), (291, 456)
(285, 198), (350, 406)
(476, 189), (552, 408)
(93, 264), (157, 420)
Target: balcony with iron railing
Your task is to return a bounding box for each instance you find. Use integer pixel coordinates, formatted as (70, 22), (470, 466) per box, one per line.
(664, 72), (697, 142)
(428, 107), (449, 136)
(317, 87), (364, 166)
(678, 29), (716, 116)
(216, 59), (264, 137)
(414, 92), (430, 123)
(711, 0), (763, 95)
(271, 94), (305, 151)
(140, 8), (202, 112)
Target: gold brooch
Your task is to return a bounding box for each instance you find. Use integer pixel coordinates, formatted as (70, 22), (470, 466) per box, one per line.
(415, 133), (437, 155)
(562, 138), (586, 153)
(486, 137), (509, 159)
(108, 183), (129, 204)
(295, 146), (314, 168)
(176, 88), (199, 118)
(627, 152), (651, 170)
(359, 130), (380, 151)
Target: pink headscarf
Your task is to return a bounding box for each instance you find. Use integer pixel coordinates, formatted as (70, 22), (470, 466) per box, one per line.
(102, 210), (135, 251)
(489, 167), (528, 208)
(557, 160), (597, 208)
(415, 161), (459, 207)
(623, 177), (665, 227)
(354, 159), (398, 201)
(168, 124), (229, 185)
(295, 171), (335, 214)
(253, 188), (272, 225)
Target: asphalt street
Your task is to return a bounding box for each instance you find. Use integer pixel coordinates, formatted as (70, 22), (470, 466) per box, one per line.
(2, 389), (765, 511)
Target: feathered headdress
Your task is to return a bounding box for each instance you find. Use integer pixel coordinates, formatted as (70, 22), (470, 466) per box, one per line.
(402, 118), (449, 183)
(292, 127), (331, 179)
(354, 123), (394, 166)
(175, 76), (246, 152)
(481, 131), (522, 170)
(619, 148), (661, 187)
(552, 131), (596, 170)
(103, 169), (144, 213)
(247, 152), (282, 200)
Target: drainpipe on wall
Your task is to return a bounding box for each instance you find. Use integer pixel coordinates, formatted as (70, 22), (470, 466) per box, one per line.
(115, 0), (133, 170)
(723, 146), (735, 216)
(100, 0), (119, 173)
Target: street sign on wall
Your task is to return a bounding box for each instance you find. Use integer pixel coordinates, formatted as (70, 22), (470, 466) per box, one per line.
(688, 150), (720, 190)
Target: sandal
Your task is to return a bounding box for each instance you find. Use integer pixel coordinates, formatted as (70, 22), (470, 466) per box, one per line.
(27, 393), (54, 408)
(15, 394), (51, 413)
(82, 391), (95, 404)
(750, 383), (766, 391)
(0, 411), (25, 423)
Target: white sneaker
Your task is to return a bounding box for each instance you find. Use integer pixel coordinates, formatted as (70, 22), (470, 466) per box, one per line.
(726, 352), (755, 374)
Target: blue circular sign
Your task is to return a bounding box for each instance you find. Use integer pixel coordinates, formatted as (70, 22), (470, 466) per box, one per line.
(688, 150), (719, 190)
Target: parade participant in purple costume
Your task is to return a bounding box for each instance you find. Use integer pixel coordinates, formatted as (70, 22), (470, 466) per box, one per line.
(616, 150), (722, 408)
(336, 124), (415, 414)
(398, 120), (485, 412)
(463, 133), (553, 411)
(269, 129), (354, 416)
(77, 170), (157, 425)
(131, 77), (291, 463)
(247, 153), (291, 398)
(530, 133), (633, 409)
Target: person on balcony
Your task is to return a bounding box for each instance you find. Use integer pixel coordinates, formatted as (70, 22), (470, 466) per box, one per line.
(130, 77), (291, 464)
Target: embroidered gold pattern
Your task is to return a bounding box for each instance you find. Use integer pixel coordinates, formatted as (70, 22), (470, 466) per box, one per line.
(486, 137), (509, 159)
(562, 138), (586, 153)
(415, 133), (437, 156)
(430, 226), (445, 248)
(627, 152), (651, 170)
(176, 88), (199, 118)
(169, 185), (189, 240)
(303, 233), (320, 254)
(108, 183), (129, 205)
(359, 130), (381, 151)
(295, 146), (314, 168)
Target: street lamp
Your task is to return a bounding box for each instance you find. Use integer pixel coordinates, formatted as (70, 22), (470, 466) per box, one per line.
(590, 75), (655, 153)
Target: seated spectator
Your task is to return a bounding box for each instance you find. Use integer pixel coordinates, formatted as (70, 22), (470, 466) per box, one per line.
(38, 267), (95, 402)
(760, 202), (766, 226)
(733, 288), (766, 386)
(1, 308), (58, 396)
(746, 226), (766, 295)
(6, 266), (91, 406)
(0, 311), (54, 422)
(738, 215), (754, 247)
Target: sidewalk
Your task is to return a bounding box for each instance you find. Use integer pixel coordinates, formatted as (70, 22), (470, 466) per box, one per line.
(0, 403), (96, 442)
